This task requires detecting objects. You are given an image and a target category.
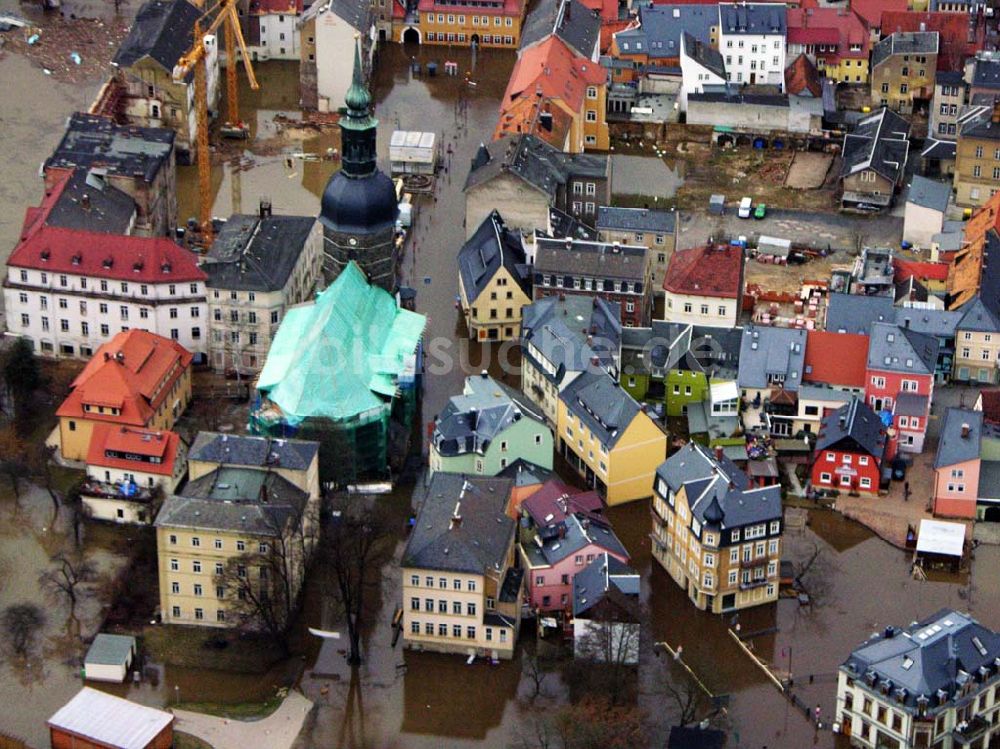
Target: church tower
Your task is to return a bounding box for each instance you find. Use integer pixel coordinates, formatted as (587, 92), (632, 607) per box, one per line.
(318, 40), (399, 291)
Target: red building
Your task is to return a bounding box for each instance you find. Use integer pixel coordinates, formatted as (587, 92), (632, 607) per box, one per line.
(865, 322), (939, 454)
(879, 11), (987, 71)
(811, 398), (887, 495)
(803, 330), (869, 392)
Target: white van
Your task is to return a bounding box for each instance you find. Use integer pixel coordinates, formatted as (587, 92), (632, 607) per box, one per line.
(738, 196), (753, 219)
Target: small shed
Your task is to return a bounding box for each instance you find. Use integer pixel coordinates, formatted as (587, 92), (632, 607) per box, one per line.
(48, 687), (173, 749)
(84, 633), (136, 682)
(756, 235), (792, 258)
(389, 130), (438, 175)
(709, 194), (726, 215)
(914, 518), (966, 571)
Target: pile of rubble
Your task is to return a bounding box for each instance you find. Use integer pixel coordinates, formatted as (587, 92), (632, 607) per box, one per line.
(1, 15), (129, 84)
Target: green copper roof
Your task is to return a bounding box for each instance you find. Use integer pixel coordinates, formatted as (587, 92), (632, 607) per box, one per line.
(344, 39), (373, 116)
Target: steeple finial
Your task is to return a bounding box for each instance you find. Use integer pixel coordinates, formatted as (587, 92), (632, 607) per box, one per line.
(345, 35), (372, 114)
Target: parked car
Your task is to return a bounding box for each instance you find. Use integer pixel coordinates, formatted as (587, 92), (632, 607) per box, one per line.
(754, 203), (767, 220)
(738, 197), (752, 218)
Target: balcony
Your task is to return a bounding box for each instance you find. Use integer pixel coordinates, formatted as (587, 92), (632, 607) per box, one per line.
(952, 715), (991, 745)
(738, 557), (770, 571)
(739, 578), (769, 591)
(80, 479), (156, 503)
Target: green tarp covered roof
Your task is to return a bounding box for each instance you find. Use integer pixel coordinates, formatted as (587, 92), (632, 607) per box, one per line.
(256, 261), (425, 426)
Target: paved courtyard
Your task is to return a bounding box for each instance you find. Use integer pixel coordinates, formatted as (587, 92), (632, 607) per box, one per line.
(174, 691), (314, 749)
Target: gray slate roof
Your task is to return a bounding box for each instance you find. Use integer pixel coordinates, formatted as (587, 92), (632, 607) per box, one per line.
(718, 2), (787, 35)
(520, 0), (600, 58)
(320, 0), (372, 31)
(534, 237), (648, 282)
(156, 467), (309, 535)
(84, 634), (135, 666)
(458, 210), (531, 304)
(682, 31), (726, 79)
(979, 460), (1000, 500)
(872, 31), (939, 69)
(972, 57), (1000, 89)
(615, 4), (717, 59)
(572, 552), (639, 618)
(867, 322), (940, 376)
(596, 205), (675, 234)
(907, 175), (951, 213)
(497, 458), (555, 487)
(895, 308), (963, 340)
(188, 432), (319, 472)
(826, 293), (896, 334)
(621, 323), (742, 379)
(921, 139), (957, 161)
(958, 104), (1000, 141)
(935, 408), (983, 469)
(656, 441), (782, 529)
(46, 113), (175, 186)
(433, 374), (546, 457)
(958, 232), (1000, 333)
(842, 609), (1000, 712)
(521, 294), (622, 384)
(560, 370), (648, 449)
(842, 108), (911, 183)
(113, 0), (202, 71)
(47, 169), (136, 235)
(894, 392), (929, 417)
(464, 135), (608, 199)
(204, 214), (316, 293)
(815, 397), (887, 458)
(525, 512), (629, 569)
(402, 474), (515, 575)
(737, 325), (806, 392)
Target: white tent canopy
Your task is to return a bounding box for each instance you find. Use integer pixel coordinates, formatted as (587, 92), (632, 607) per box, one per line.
(915, 519), (966, 558)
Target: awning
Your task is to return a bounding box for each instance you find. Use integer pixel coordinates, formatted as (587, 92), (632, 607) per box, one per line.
(710, 381), (739, 404)
(915, 519), (966, 558)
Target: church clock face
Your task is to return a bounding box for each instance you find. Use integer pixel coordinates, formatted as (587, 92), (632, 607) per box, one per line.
(349, 238), (358, 246)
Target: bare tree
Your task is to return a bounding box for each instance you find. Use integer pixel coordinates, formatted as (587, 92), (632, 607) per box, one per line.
(2, 603), (46, 658)
(0, 427), (28, 500)
(513, 697), (645, 749)
(564, 594), (644, 706)
(29, 443), (61, 514)
(522, 650), (550, 700)
(661, 668), (710, 727)
(321, 496), (395, 665)
(215, 497), (319, 652)
(39, 551), (97, 616)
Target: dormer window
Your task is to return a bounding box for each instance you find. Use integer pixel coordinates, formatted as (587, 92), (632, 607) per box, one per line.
(161, 262), (172, 274)
(102, 257), (113, 269)
(71, 254), (81, 265)
(40, 250), (50, 261)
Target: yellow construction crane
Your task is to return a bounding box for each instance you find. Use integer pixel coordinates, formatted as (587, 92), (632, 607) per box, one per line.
(173, 0), (259, 244)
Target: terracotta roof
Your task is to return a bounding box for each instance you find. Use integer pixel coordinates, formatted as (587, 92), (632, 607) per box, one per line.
(662, 244), (743, 299)
(787, 6), (868, 60)
(849, 0), (906, 29)
(496, 35), (605, 142)
(894, 258), (949, 283)
(86, 424), (181, 476)
(521, 479), (603, 527)
(8, 224), (205, 284)
(249, 0), (303, 13)
(804, 330), (869, 388)
(879, 11), (983, 71)
(56, 330), (193, 426)
(950, 192), (1000, 308)
(785, 53), (822, 98)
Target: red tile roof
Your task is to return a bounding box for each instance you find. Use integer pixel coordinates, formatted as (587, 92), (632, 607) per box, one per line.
(418, 0), (522, 13)
(785, 53), (822, 98)
(521, 479), (604, 525)
(894, 258), (949, 283)
(8, 224), (205, 284)
(250, 0), (303, 13)
(850, 0), (906, 30)
(57, 330), (193, 426)
(879, 11), (984, 71)
(804, 330), (870, 388)
(662, 244), (743, 299)
(787, 6), (868, 61)
(86, 423), (181, 476)
(498, 35), (605, 121)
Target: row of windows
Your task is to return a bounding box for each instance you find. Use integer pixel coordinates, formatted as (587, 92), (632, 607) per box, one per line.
(212, 308), (280, 325)
(169, 559), (267, 578)
(15, 271), (199, 297)
(168, 535), (267, 553)
(15, 294), (201, 317)
(170, 581), (226, 598)
(425, 32), (513, 44)
(409, 621), (507, 642)
(818, 472), (873, 489)
(539, 276), (642, 294)
(409, 574), (477, 591)
(423, 12), (512, 24)
(171, 605), (226, 622)
(410, 598), (480, 615)
(20, 317), (197, 342)
(723, 39), (782, 50)
(666, 298), (729, 317)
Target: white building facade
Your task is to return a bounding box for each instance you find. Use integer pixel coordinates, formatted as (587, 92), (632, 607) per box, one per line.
(717, 3), (787, 89)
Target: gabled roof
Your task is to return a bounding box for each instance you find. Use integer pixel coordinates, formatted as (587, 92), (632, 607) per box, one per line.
(850, 0), (907, 30)
(36, 168), (136, 236)
(681, 31), (725, 79)
(527, 511), (628, 567)
(402, 474), (515, 574)
(657, 441), (782, 528)
(663, 244), (743, 299)
(872, 31), (939, 69)
(497, 458), (557, 487)
(521, 480), (603, 526)
(205, 214), (316, 293)
(803, 330), (869, 388)
(48, 688), (173, 749)
(464, 134), (608, 198)
(560, 370), (645, 448)
(86, 424), (182, 476)
(520, 0), (600, 58)
(521, 294), (622, 382)
(906, 175), (950, 214)
(56, 331), (193, 427)
(825, 293), (896, 334)
(614, 4), (717, 60)
(785, 53), (823, 98)
(458, 210), (531, 304)
(972, 57), (1000, 90)
(303, 0), (372, 32)
(787, 6), (868, 61)
(935, 408), (983, 469)
(188, 432), (319, 471)
(841, 108), (911, 184)
(895, 308), (963, 339)
(534, 235), (647, 281)
(958, 104), (1000, 142)
(880, 12), (983, 72)
(433, 374), (547, 457)
(596, 205), (675, 234)
(737, 325), (807, 392)
(842, 609), (1000, 711)
(572, 552), (639, 618)
(815, 397), (887, 459)
(866, 322), (939, 376)
(718, 2), (787, 35)
(113, 0), (202, 71)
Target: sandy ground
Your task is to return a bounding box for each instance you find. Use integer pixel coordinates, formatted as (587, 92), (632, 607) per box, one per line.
(785, 152), (834, 190)
(174, 691), (314, 749)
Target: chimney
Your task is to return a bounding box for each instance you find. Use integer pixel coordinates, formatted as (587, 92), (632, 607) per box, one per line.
(558, 524), (567, 539)
(539, 111), (553, 132)
(481, 369), (489, 378)
(640, 403), (648, 413)
(450, 501), (463, 529)
(259, 198), (272, 218)
(715, 445), (724, 461)
(993, 99), (1000, 124)
(564, 0), (571, 21)
(81, 193), (91, 210)
(961, 423), (971, 438)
